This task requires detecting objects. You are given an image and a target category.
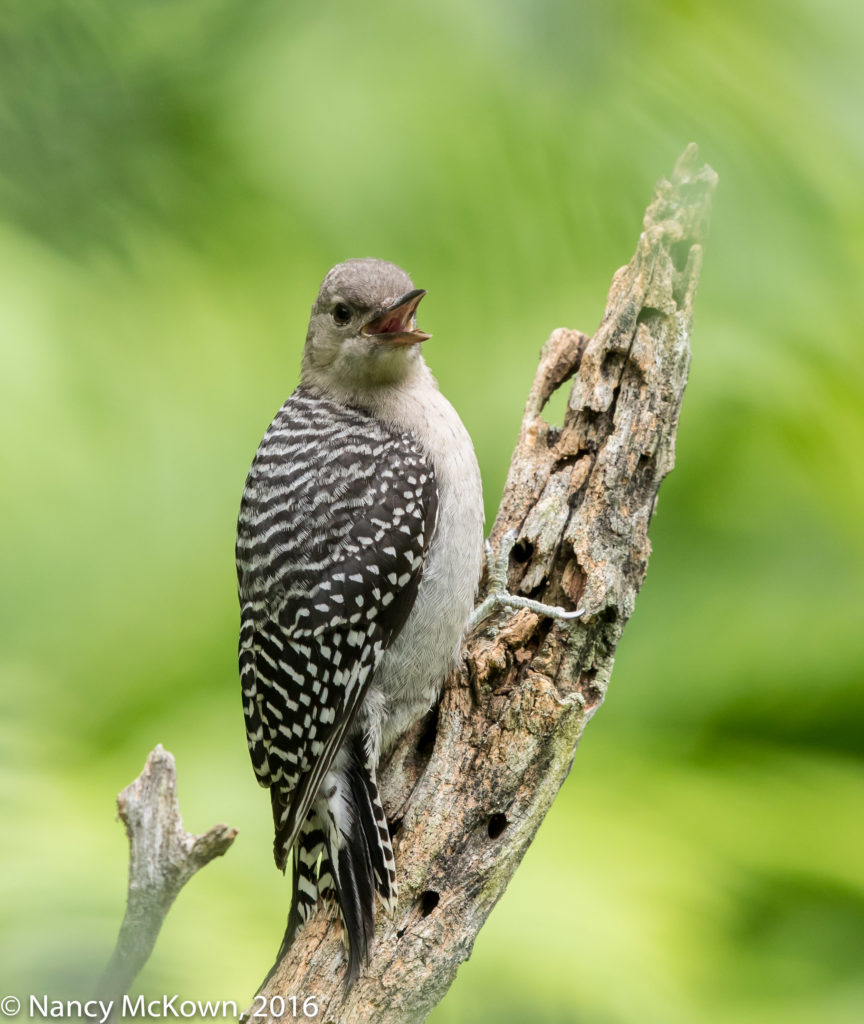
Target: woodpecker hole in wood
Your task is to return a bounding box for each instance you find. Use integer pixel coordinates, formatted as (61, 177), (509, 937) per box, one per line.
(487, 813), (508, 839)
(420, 890), (440, 916)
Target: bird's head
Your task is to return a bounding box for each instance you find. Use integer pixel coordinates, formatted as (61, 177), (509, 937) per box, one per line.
(301, 258), (431, 395)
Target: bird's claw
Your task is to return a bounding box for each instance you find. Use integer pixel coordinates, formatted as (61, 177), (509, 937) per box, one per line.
(471, 529), (585, 630)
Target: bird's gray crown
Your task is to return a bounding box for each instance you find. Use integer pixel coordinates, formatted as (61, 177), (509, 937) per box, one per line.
(314, 258), (415, 314)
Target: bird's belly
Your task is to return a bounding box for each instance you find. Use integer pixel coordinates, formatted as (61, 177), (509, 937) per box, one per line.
(372, 464), (483, 751)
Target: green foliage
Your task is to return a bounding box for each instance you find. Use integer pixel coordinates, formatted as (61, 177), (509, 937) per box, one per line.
(1, 1), (862, 1020)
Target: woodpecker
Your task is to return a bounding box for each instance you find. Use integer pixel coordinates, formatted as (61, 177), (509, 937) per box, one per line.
(236, 258), (485, 983)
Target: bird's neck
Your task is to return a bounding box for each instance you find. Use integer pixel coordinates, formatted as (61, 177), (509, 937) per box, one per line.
(301, 356), (439, 426)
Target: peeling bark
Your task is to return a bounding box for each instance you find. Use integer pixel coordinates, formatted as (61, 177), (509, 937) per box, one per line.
(251, 144), (717, 1023)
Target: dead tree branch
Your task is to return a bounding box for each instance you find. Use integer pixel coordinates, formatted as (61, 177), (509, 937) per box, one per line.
(254, 144), (717, 1022)
(99, 745), (237, 1010)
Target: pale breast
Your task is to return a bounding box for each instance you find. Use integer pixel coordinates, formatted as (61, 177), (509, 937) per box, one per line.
(369, 374), (485, 750)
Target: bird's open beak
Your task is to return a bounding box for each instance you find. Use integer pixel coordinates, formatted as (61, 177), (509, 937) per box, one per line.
(362, 289), (431, 347)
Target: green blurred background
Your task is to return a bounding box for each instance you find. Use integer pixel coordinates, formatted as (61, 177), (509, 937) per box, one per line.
(1, 0), (862, 1021)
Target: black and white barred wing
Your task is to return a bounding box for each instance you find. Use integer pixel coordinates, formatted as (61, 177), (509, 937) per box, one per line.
(236, 390), (438, 866)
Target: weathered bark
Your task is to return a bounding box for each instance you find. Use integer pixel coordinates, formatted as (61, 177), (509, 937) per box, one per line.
(250, 144), (717, 1023)
(99, 745), (237, 1013)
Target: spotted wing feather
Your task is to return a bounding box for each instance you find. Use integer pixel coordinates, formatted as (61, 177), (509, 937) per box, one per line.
(236, 388), (438, 867)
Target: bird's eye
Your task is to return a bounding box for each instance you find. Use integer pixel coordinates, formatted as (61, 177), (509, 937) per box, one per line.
(332, 303), (352, 326)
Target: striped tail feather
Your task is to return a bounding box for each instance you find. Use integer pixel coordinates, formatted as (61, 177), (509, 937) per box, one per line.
(348, 754), (397, 913)
(284, 811), (326, 949)
(269, 739), (398, 990)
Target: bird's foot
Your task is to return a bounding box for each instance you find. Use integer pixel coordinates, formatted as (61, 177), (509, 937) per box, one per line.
(469, 529), (585, 631)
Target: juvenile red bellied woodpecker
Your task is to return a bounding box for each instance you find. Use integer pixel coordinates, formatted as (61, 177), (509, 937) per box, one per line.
(236, 259), (485, 983)
(236, 259), (581, 984)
